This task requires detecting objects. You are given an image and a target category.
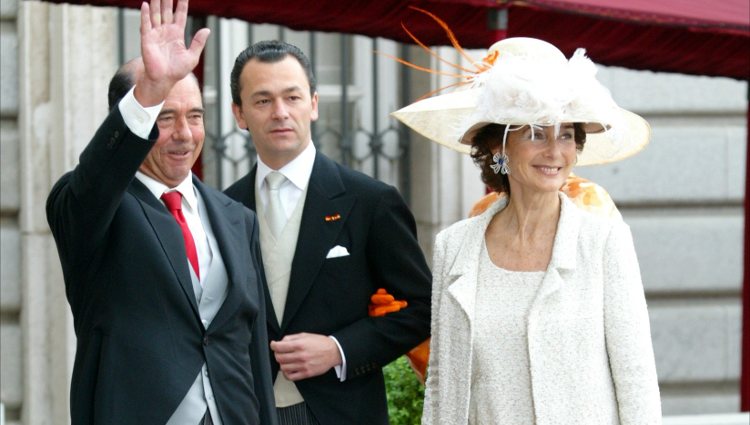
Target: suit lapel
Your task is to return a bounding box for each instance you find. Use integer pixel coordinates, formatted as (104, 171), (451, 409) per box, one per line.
(282, 154), (355, 330)
(194, 178), (247, 330)
(222, 167), (258, 214)
(529, 193), (581, 316)
(226, 167), (283, 334)
(129, 179), (200, 318)
(445, 201), (497, 323)
(436, 207), (498, 425)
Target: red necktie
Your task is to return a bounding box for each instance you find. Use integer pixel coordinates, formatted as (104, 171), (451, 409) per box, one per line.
(161, 191), (200, 280)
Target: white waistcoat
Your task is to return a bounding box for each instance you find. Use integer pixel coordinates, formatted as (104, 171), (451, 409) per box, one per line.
(167, 206), (229, 425)
(257, 187), (308, 407)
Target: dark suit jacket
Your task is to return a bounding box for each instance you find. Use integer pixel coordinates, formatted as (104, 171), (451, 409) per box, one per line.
(224, 152), (432, 424)
(46, 109), (277, 425)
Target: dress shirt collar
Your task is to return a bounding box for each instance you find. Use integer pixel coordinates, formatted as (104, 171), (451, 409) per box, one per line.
(135, 171), (199, 212)
(256, 141), (316, 192)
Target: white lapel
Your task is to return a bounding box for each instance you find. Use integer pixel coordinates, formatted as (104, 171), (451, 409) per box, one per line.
(529, 193), (582, 313)
(445, 196), (508, 319)
(433, 197), (508, 424)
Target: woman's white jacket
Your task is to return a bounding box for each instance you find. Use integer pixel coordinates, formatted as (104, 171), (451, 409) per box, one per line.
(422, 193), (662, 425)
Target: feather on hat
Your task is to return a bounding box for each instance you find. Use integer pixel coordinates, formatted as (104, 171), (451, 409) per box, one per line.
(391, 37), (650, 166)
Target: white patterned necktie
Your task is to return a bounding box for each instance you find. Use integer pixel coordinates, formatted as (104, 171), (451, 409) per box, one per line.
(265, 171), (287, 238)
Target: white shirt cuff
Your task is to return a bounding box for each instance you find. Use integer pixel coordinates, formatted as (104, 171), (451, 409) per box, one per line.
(118, 86), (163, 140)
(329, 336), (347, 382)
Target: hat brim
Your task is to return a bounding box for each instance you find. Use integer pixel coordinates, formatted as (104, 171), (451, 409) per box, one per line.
(391, 90), (650, 166)
(577, 109), (650, 165)
(391, 89), (475, 155)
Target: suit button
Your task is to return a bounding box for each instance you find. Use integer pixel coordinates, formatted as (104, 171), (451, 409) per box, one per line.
(107, 137), (116, 148)
(113, 130), (119, 138)
(203, 336), (209, 346)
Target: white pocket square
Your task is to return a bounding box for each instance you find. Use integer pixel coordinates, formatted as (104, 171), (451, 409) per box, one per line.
(326, 245), (350, 259)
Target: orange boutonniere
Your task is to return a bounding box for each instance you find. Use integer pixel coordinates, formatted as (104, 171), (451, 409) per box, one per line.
(324, 213), (341, 222)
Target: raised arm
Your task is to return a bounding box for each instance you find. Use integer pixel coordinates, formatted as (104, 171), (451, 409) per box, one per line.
(45, 0), (210, 315)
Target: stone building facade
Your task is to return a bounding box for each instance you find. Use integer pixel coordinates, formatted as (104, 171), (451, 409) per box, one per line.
(0, 1), (747, 424)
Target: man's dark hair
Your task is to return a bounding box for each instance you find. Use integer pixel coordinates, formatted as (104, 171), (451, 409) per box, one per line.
(230, 40), (317, 106)
(108, 65), (137, 112)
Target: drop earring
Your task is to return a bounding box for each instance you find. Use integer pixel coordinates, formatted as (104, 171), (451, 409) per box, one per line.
(490, 151), (510, 175)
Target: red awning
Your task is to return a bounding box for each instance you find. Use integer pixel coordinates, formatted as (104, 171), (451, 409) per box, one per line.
(507, 0), (750, 32)
(43, 0), (749, 80)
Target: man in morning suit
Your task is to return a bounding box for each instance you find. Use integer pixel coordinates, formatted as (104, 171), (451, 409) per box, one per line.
(46, 1), (276, 423)
(224, 40), (432, 425)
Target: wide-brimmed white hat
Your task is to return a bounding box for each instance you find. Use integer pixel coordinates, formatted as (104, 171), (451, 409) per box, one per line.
(391, 37), (650, 166)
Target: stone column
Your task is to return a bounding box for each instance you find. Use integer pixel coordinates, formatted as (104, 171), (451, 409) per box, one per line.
(17, 2), (117, 423)
(1, 1), (22, 424)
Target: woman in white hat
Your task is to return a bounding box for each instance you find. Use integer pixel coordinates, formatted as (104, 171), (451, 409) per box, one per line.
(394, 37), (661, 424)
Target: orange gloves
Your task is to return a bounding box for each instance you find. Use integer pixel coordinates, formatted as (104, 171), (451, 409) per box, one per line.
(368, 288), (429, 383)
(404, 339), (430, 384)
(368, 288), (408, 317)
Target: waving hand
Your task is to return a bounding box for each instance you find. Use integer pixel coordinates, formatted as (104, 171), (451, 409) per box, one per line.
(134, 0), (210, 106)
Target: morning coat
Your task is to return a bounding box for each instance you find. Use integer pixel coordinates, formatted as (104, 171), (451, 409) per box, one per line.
(46, 109), (277, 425)
(224, 151), (432, 424)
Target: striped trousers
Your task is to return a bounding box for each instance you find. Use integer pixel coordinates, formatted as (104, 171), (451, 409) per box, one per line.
(277, 402), (321, 425)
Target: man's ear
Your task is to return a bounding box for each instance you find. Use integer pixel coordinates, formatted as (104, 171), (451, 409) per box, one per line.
(310, 92), (320, 122)
(231, 102), (247, 129)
